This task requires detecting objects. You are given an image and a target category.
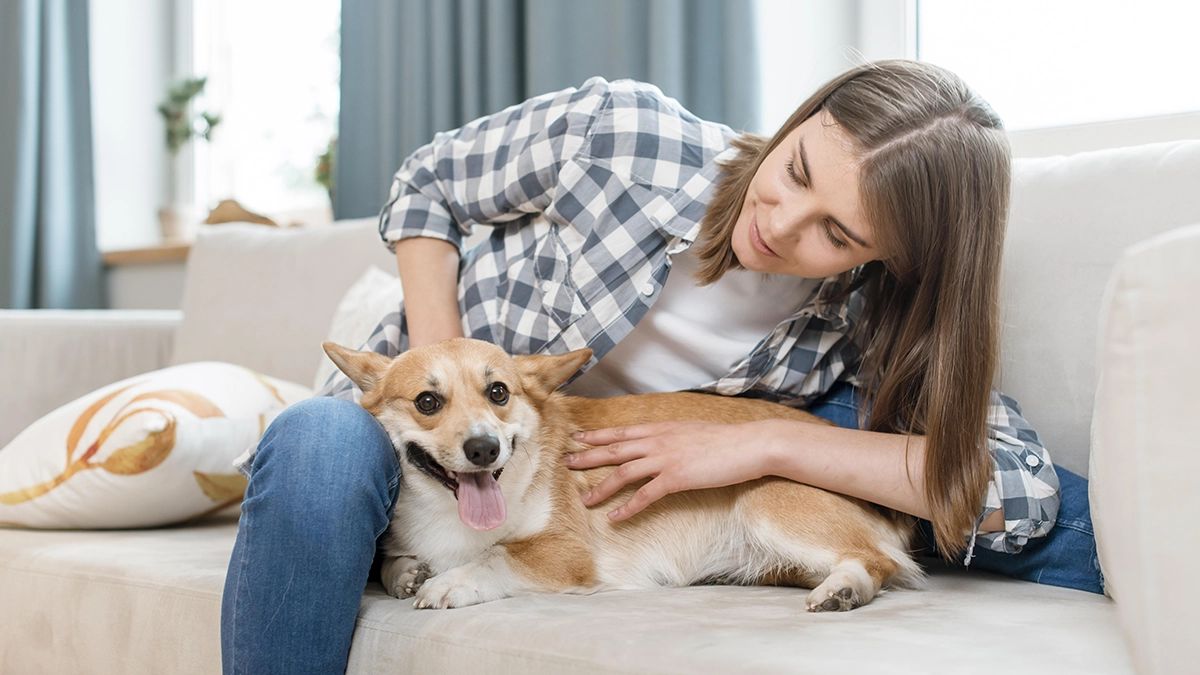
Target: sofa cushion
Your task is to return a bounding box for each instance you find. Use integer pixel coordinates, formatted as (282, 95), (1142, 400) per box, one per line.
(0, 362), (310, 528)
(1004, 140), (1200, 475)
(171, 219), (397, 387)
(311, 265), (404, 391)
(0, 515), (1131, 675)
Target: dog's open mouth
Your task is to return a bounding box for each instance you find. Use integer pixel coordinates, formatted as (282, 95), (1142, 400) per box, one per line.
(406, 442), (506, 532)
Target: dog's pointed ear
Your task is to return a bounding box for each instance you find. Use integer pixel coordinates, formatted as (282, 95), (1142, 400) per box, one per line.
(514, 348), (593, 399)
(322, 341), (392, 393)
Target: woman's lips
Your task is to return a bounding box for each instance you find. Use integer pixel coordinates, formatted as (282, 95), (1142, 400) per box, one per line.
(750, 215), (779, 257)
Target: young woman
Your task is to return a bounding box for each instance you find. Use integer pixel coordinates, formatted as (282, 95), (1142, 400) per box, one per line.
(221, 60), (1101, 675)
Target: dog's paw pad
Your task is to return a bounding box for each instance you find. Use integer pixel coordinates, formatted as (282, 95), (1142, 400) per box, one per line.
(806, 587), (859, 613)
(401, 563), (432, 598)
(383, 558), (433, 599)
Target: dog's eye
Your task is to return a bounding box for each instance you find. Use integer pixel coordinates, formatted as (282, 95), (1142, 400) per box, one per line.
(414, 392), (442, 415)
(488, 382), (509, 405)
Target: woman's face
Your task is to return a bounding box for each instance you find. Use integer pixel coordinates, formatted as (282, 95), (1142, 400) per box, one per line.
(732, 111), (882, 278)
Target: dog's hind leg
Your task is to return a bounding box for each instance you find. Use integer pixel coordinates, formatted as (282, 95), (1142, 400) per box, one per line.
(803, 555), (897, 612)
(739, 478), (920, 611)
(756, 545), (904, 612)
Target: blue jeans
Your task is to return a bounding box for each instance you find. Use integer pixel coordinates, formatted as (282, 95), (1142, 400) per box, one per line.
(805, 381), (1104, 595)
(221, 397), (401, 675)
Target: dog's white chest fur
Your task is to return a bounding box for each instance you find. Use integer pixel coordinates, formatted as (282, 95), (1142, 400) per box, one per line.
(383, 471), (553, 574)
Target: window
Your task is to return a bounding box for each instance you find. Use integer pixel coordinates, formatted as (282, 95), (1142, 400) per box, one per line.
(189, 0), (340, 221)
(917, 0), (1200, 130)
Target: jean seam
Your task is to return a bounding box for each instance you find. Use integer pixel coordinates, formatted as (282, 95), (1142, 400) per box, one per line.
(379, 474), (402, 538)
(816, 400), (857, 411)
(1053, 519), (1094, 536)
(227, 512), (250, 674)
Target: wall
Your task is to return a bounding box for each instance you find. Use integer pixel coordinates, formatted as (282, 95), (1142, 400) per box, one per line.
(754, 0), (859, 135)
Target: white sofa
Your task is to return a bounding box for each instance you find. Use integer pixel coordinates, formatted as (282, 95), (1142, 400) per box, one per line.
(2, 139), (1198, 674)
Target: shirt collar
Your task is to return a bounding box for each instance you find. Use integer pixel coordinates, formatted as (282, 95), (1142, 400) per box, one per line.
(650, 147), (740, 242)
(807, 272), (864, 328)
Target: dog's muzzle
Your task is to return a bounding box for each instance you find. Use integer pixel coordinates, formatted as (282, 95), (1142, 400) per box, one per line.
(463, 433), (501, 467)
(405, 442), (502, 498)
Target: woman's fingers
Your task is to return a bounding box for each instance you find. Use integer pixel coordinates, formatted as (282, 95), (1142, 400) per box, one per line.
(563, 441), (636, 469)
(572, 422), (671, 447)
(606, 477), (674, 521)
(564, 420), (699, 520)
(581, 457), (658, 506)
(565, 423), (680, 469)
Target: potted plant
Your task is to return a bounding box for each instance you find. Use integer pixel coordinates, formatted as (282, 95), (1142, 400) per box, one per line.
(157, 77), (221, 241)
(316, 135), (337, 209)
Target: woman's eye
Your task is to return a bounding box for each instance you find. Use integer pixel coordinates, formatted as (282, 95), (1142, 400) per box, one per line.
(785, 159), (806, 187)
(823, 221), (849, 250)
(488, 382), (510, 405)
(415, 392), (442, 414)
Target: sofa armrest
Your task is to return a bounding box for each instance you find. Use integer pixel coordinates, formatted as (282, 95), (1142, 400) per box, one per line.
(0, 310), (181, 447)
(1091, 222), (1200, 673)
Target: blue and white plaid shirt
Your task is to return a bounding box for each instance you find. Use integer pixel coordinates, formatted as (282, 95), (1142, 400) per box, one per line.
(300, 77), (1058, 557)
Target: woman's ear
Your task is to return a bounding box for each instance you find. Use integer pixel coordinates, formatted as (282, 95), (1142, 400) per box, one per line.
(322, 341), (393, 393)
(514, 349), (593, 399)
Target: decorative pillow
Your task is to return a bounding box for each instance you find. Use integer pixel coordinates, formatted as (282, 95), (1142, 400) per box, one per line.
(312, 265), (404, 391)
(0, 362), (311, 529)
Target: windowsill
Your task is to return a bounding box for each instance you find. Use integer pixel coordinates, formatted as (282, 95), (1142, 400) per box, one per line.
(102, 241), (192, 267)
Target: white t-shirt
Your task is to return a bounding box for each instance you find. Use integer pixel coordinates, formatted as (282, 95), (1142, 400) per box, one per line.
(564, 248), (820, 398)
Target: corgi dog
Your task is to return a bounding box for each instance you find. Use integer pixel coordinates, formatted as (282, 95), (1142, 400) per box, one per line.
(322, 338), (922, 612)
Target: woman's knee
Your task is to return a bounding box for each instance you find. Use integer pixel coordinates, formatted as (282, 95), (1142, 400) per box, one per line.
(251, 396), (398, 503)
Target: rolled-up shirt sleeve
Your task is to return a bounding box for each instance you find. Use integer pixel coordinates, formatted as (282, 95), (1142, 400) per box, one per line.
(377, 76), (609, 251)
(969, 390), (1061, 558)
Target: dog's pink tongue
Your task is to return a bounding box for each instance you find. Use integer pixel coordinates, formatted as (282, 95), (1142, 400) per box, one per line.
(457, 472), (506, 531)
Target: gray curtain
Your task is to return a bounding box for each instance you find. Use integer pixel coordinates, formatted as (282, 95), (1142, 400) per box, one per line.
(0, 0), (105, 309)
(337, 0), (759, 219)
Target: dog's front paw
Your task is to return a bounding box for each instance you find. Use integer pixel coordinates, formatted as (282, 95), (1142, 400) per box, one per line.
(413, 565), (508, 609)
(381, 556), (432, 599)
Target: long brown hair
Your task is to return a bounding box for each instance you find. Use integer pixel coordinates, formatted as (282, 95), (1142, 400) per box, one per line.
(695, 60), (1011, 557)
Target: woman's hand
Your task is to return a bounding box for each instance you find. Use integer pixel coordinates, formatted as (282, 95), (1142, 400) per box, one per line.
(563, 420), (783, 521)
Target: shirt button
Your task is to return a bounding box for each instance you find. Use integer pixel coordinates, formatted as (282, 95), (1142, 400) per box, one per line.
(1025, 454), (1040, 468)
(641, 283), (654, 296)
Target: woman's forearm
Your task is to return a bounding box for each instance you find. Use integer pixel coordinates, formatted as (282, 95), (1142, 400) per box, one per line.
(395, 237), (464, 348)
(761, 420), (1004, 532)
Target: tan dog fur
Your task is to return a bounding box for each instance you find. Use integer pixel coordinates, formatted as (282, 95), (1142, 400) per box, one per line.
(323, 338), (922, 612)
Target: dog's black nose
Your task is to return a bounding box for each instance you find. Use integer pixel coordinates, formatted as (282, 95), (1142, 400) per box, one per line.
(463, 434), (500, 467)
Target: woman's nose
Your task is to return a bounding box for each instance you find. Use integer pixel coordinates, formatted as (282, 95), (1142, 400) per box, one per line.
(767, 201), (814, 241)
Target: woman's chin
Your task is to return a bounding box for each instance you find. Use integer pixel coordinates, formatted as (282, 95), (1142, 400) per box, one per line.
(731, 237), (762, 272)
(734, 246), (781, 275)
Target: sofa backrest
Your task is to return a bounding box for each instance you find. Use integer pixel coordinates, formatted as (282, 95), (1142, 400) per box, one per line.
(171, 218), (396, 387)
(1004, 140), (1200, 474)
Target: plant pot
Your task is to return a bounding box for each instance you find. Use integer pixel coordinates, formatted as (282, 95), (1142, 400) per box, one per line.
(157, 203), (205, 242)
